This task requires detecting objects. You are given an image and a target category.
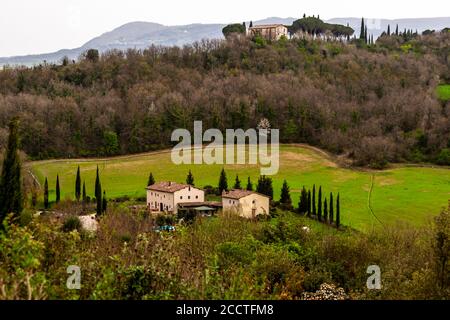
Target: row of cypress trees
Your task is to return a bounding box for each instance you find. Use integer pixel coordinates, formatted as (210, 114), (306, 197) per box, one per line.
(43, 166), (106, 215)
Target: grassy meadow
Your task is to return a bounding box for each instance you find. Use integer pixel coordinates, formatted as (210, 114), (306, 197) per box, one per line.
(29, 145), (450, 231)
(437, 84), (450, 101)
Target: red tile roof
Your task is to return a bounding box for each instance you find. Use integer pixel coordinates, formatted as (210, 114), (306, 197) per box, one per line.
(147, 182), (194, 193)
(222, 189), (269, 200)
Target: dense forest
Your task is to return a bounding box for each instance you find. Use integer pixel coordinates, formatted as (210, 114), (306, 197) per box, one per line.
(0, 30), (449, 168)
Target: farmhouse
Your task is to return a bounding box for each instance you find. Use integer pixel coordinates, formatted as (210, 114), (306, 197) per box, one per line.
(222, 189), (270, 219)
(248, 24), (289, 41)
(147, 182), (205, 214)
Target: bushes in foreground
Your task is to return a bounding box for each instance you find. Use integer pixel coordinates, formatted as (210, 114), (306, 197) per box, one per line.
(0, 203), (449, 300)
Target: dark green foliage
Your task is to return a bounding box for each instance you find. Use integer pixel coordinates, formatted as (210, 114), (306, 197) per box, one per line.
(82, 181), (86, 202)
(95, 166), (102, 215)
(290, 17), (354, 38)
(336, 193), (341, 228)
(222, 23), (246, 37)
(75, 166), (81, 201)
(246, 177), (253, 191)
(323, 198), (328, 222)
(56, 174), (61, 203)
(0, 119), (23, 222)
(233, 175), (241, 189)
(360, 18), (365, 40)
(318, 186), (322, 221)
(307, 190), (311, 217)
(329, 192), (334, 224)
(279, 180), (292, 209)
(436, 149), (450, 165)
(44, 178), (49, 209)
(62, 216), (82, 233)
(147, 172), (155, 187)
(218, 168), (228, 194)
(312, 185), (316, 215)
(186, 170), (194, 186)
(256, 176), (274, 199)
(85, 49), (99, 63)
(298, 187), (308, 214)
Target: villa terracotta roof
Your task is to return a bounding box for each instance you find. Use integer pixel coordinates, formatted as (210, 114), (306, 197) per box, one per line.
(249, 24), (287, 29)
(222, 189), (269, 200)
(146, 182), (193, 193)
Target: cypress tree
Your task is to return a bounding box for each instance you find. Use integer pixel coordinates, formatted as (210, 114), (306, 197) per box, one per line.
(233, 175), (241, 189)
(82, 181), (86, 202)
(0, 119), (23, 222)
(56, 174), (61, 203)
(250, 21), (253, 28)
(312, 184), (316, 215)
(365, 26), (368, 44)
(329, 192), (334, 224)
(395, 24), (399, 36)
(44, 178), (49, 210)
(360, 18), (365, 39)
(307, 190), (311, 217)
(246, 177), (253, 191)
(387, 24), (391, 36)
(336, 193), (341, 228)
(102, 191), (107, 213)
(186, 170), (194, 185)
(75, 166), (81, 201)
(318, 186), (322, 221)
(280, 180), (292, 207)
(218, 168), (228, 194)
(323, 198), (328, 222)
(147, 172), (155, 186)
(95, 166), (102, 215)
(298, 186), (308, 214)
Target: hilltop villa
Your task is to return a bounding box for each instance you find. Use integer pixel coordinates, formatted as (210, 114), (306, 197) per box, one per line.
(222, 189), (270, 219)
(248, 24), (289, 41)
(147, 182), (205, 214)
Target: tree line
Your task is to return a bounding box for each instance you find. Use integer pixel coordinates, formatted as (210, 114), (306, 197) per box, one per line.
(0, 31), (449, 168)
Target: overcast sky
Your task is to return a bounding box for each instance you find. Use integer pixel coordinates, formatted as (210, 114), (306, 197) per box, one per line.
(0, 0), (449, 57)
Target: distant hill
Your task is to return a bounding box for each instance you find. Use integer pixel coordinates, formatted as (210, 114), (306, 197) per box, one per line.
(1, 17), (448, 67)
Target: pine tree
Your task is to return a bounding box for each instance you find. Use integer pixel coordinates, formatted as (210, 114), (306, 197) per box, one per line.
(318, 186), (322, 221)
(329, 192), (334, 224)
(257, 176), (273, 199)
(360, 18), (365, 39)
(95, 166), (102, 215)
(147, 172), (155, 187)
(218, 168), (228, 194)
(56, 174), (61, 203)
(323, 198), (328, 222)
(44, 178), (49, 210)
(312, 185), (316, 215)
(246, 177), (253, 191)
(0, 119), (23, 222)
(102, 191), (107, 213)
(186, 170), (194, 185)
(336, 193), (341, 228)
(75, 166), (81, 201)
(298, 186), (308, 214)
(280, 180), (292, 207)
(233, 175), (241, 189)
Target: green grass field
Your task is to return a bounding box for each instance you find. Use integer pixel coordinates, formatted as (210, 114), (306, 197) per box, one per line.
(29, 145), (450, 231)
(437, 84), (450, 101)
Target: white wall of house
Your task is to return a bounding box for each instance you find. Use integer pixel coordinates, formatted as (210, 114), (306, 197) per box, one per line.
(222, 193), (269, 219)
(147, 186), (204, 214)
